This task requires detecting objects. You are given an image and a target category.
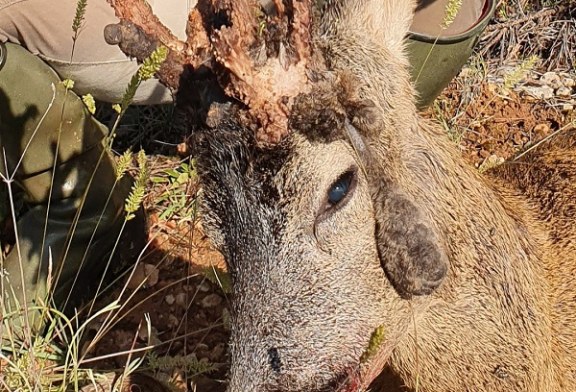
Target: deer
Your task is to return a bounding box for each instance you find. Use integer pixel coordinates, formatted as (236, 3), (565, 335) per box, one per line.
(105, 0), (576, 391)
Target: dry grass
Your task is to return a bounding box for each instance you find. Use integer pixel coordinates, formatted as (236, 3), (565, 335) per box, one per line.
(481, 1), (575, 71)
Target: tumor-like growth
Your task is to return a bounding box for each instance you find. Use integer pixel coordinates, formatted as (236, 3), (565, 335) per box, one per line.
(106, 0), (323, 143)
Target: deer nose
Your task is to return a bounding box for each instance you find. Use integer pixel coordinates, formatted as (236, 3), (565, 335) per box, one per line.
(268, 347), (283, 372)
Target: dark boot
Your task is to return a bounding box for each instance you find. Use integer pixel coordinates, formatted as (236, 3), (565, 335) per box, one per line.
(0, 43), (145, 336)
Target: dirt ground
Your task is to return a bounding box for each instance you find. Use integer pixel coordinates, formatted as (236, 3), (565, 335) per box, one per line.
(85, 167), (231, 391)
(432, 80), (574, 167)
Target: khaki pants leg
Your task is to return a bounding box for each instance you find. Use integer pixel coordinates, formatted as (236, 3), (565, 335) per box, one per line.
(0, 0), (196, 104)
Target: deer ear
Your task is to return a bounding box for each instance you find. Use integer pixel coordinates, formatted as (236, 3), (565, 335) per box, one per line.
(374, 190), (448, 298)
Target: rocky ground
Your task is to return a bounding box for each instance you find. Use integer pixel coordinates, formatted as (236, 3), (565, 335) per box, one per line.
(84, 159), (231, 391)
(432, 67), (575, 169)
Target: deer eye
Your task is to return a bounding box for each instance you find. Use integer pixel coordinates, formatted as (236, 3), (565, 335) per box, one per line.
(327, 169), (356, 208)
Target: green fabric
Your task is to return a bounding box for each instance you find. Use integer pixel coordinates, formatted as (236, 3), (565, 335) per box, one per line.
(0, 43), (136, 336)
(407, 0), (497, 109)
(407, 35), (482, 109)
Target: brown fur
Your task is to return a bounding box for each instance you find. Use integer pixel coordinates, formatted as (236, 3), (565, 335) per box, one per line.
(193, 1), (576, 391)
(321, 1), (576, 390)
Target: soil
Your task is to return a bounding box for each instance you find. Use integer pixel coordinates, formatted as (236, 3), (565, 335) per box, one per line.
(430, 81), (572, 168)
(84, 167), (231, 391)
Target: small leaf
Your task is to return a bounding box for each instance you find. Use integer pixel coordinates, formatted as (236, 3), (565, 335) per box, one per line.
(82, 93), (96, 114)
(61, 78), (75, 89)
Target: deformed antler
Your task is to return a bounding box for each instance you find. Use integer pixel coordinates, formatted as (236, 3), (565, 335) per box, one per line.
(210, 0), (315, 142)
(106, 0), (320, 143)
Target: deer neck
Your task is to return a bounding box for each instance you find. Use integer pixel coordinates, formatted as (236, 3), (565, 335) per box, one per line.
(386, 118), (554, 391)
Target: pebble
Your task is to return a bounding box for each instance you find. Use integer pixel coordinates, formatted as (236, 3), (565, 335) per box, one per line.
(126, 263), (159, 290)
(562, 77), (575, 88)
(201, 293), (223, 308)
(197, 281), (212, 292)
(167, 314), (180, 328)
(556, 86), (573, 98)
(514, 71), (576, 101)
(175, 292), (188, 307)
(562, 103), (574, 112)
(144, 265), (159, 287)
(522, 85), (554, 100)
(534, 123), (550, 135)
(165, 294), (175, 305)
(540, 72), (563, 90)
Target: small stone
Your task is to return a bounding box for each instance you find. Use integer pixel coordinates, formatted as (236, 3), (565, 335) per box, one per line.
(126, 263), (159, 290)
(521, 85), (554, 100)
(201, 293), (223, 308)
(194, 310), (210, 327)
(561, 77), (575, 88)
(533, 123), (550, 136)
(155, 280), (169, 289)
(512, 132), (523, 145)
(556, 86), (573, 98)
(197, 281), (211, 292)
(561, 103), (574, 112)
(175, 292), (188, 307)
(167, 314), (179, 328)
(165, 294), (175, 305)
(540, 71), (562, 90)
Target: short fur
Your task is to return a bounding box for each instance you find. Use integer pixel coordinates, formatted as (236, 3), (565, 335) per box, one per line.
(192, 1), (576, 391)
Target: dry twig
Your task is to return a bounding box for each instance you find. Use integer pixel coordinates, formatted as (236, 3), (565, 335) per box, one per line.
(480, 4), (575, 71)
